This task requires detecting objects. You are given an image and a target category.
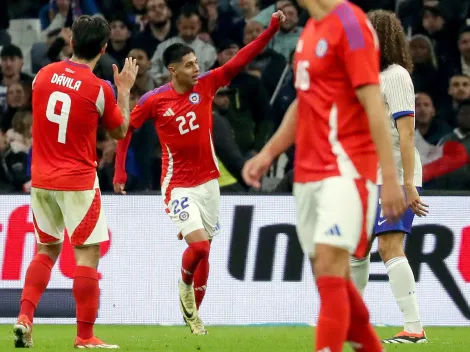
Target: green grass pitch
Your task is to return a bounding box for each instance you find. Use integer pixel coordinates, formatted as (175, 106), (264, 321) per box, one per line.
(1, 325), (469, 351)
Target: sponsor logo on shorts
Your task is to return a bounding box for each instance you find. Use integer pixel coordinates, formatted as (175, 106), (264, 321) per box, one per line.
(189, 93), (200, 104)
(179, 211), (189, 221)
(378, 219), (387, 226)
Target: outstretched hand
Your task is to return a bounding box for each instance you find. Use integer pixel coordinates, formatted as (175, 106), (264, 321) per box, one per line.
(113, 57), (139, 92)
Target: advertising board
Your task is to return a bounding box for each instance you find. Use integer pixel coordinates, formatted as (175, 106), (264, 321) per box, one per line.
(0, 195), (469, 326)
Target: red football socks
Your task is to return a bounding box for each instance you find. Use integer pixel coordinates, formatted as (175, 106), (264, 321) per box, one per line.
(194, 258), (210, 309)
(315, 276), (350, 352)
(73, 266), (99, 340)
(181, 241), (210, 285)
(20, 254), (54, 322)
(346, 280), (383, 351)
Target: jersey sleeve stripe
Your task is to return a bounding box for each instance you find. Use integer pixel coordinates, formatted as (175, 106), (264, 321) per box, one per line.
(104, 80), (116, 101)
(334, 3), (365, 51)
(138, 84), (170, 105)
(96, 86), (105, 116)
(392, 111), (414, 120)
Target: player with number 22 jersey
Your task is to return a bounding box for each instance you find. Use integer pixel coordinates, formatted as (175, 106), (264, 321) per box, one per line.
(114, 11), (285, 335)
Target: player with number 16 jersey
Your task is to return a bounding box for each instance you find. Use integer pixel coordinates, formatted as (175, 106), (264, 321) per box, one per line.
(242, 1), (406, 351)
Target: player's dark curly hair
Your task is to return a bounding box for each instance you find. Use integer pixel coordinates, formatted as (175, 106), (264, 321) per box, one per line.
(367, 10), (413, 73)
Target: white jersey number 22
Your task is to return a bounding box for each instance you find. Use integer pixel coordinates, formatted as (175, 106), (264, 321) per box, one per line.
(46, 91), (71, 144)
(176, 111), (199, 135)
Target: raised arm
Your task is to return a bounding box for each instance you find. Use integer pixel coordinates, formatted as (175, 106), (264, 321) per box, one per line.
(219, 11), (284, 83)
(113, 126), (134, 194)
(107, 58), (139, 139)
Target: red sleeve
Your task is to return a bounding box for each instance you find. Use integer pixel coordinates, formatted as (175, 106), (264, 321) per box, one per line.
(101, 80), (124, 130)
(130, 91), (156, 129)
(113, 127), (134, 185)
(337, 11), (380, 88)
(205, 15), (281, 94)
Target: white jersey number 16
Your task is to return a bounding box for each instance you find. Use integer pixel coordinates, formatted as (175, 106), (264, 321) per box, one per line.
(295, 60), (310, 91)
(46, 91), (71, 144)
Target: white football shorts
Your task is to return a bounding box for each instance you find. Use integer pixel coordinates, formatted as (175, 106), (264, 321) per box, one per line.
(165, 179), (220, 239)
(294, 176), (378, 258)
(31, 178), (108, 247)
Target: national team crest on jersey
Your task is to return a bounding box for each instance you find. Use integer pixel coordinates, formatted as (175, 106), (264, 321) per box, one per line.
(316, 39), (328, 58)
(189, 93), (200, 104)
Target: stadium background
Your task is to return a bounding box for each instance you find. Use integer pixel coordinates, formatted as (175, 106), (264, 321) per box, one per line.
(0, 0), (470, 342)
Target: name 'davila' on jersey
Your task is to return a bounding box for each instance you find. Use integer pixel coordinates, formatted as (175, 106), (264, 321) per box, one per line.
(50, 73), (82, 91)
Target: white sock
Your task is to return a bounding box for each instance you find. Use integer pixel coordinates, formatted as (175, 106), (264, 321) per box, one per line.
(385, 256), (423, 334)
(350, 254), (370, 297)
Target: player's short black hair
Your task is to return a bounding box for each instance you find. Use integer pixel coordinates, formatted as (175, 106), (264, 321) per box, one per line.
(1, 44), (23, 59)
(71, 15), (110, 61)
(162, 43), (195, 67)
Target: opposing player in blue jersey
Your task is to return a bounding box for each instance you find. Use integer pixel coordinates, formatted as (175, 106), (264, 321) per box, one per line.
(349, 10), (429, 344)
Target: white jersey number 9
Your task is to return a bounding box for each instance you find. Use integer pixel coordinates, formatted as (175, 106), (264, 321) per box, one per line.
(176, 111), (199, 135)
(295, 60), (310, 91)
(46, 91), (71, 144)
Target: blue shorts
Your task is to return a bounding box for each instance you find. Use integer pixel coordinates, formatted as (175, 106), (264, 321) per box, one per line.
(373, 186), (420, 235)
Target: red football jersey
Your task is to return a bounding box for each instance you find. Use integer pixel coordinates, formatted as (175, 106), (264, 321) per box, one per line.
(129, 67), (230, 202)
(293, 2), (380, 183)
(31, 59), (124, 191)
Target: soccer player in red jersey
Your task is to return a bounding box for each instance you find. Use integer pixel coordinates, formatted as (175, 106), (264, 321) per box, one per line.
(13, 16), (138, 349)
(243, 1), (406, 351)
(113, 11), (286, 335)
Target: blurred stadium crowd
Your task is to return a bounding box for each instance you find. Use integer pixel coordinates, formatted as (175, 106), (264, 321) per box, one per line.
(0, 0), (470, 193)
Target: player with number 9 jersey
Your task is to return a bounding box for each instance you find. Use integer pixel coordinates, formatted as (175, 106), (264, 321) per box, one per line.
(31, 60), (124, 190)
(14, 15), (138, 350)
